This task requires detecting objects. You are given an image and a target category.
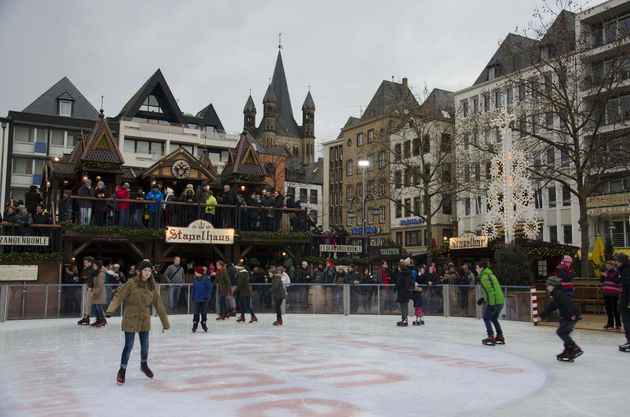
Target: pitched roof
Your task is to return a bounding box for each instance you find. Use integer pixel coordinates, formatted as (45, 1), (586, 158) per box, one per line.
(360, 80), (421, 123)
(243, 95), (256, 113)
(263, 83), (276, 103)
(337, 116), (361, 139)
(197, 150), (219, 178)
(22, 77), (98, 120)
(221, 131), (267, 177)
(302, 91), (315, 111)
(261, 51), (303, 138)
(196, 103), (225, 133)
(419, 88), (455, 119)
(473, 34), (539, 86)
(116, 69), (186, 124)
(142, 145), (218, 182)
(68, 111), (125, 166)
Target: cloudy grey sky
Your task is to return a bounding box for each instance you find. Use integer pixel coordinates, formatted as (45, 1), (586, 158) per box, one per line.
(0, 0), (590, 154)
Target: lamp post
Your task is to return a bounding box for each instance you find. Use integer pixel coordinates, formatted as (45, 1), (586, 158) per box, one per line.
(0, 120), (6, 211)
(358, 159), (370, 237)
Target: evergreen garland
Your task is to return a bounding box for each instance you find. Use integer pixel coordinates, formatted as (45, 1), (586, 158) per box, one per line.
(0, 252), (63, 262)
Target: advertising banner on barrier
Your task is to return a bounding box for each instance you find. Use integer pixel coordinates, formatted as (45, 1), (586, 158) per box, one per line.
(166, 220), (234, 245)
(0, 265), (38, 281)
(0, 236), (49, 246)
(319, 244), (363, 253)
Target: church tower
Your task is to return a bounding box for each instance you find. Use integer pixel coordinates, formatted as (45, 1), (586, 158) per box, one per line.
(243, 94), (256, 133)
(260, 84), (277, 149)
(302, 90), (315, 163)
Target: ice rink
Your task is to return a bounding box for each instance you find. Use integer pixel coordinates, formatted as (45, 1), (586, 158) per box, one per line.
(0, 314), (627, 417)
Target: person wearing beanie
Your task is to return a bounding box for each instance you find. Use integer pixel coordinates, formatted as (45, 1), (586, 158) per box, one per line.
(106, 260), (169, 385)
(600, 260), (622, 330)
(537, 276), (583, 361)
(476, 261), (506, 345)
(191, 265), (212, 332)
(77, 256), (95, 325)
(235, 264), (257, 323)
(614, 253), (630, 352)
(555, 255), (576, 297)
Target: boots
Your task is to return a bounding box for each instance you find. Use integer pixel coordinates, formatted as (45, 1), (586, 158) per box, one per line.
(273, 318), (283, 326)
(201, 321), (207, 332)
(140, 361), (153, 379)
(192, 322), (198, 333)
(482, 334), (495, 346)
(494, 333), (505, 344)
(396, 319), (408, 327)
(90, 318), (102, 327)
(116, 367), (126, 385)
(77, 315), (90, 325)
(249, 315), (258, 323)
(95, 318), (107, 328)
(236, 314), (246, 323)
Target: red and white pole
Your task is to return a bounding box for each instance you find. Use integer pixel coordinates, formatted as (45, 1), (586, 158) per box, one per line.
(530, 284), (539, 325)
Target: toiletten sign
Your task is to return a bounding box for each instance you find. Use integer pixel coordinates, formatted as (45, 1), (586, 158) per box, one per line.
(166, 220), (234, 245)
(449, 233), (488, 250)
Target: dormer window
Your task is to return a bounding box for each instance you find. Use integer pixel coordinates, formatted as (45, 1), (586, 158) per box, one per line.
(487, 66), (496, 81)
(58, 100), (72, 117)
(140, 95), (163, 113)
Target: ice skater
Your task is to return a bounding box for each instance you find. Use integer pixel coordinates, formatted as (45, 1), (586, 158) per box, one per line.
(271, 267), (286, 326)
(215, 261), (231, 320)
(476, 261), (505, 345)
(536, 276), (583, 362)
(614, 253), (630, 352)
(600, 260), (621, 330)
(105, 260), (170, 385)
(235, 263), (257, 323)
(412, 265), (425, 325)
(394, 258), (414, 327)
(191, 266), (212, 333)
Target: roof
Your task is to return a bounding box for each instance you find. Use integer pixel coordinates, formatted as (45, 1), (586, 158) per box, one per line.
(116, 69), (186, 124)
(196, 103), (225, 133)
(221, 131), (267, 177)
(263, 84), (276, 103)
(22, 77), (99, 120)
(142, 145), (217, 182)
(337, 116), (361, 139)
(243, 95), (256, 113)
(302, 91), (315, 111)
(419, 88), (455, 119)
(359, 80), (421, 123)
(68, 111), (125, 166)
(287, 157), (323, 185)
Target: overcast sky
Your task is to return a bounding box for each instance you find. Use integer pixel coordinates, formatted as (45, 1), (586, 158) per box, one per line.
(0, 0), (592, 155)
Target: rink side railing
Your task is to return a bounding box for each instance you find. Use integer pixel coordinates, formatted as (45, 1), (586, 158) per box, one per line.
(0, 283), (533, 323)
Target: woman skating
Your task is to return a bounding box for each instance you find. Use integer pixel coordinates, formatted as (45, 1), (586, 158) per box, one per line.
(476, 261), (505, 346)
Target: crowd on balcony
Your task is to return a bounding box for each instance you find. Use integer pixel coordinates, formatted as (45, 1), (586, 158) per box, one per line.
(1, 185), (52, 234)
(63, 177), (311, 232)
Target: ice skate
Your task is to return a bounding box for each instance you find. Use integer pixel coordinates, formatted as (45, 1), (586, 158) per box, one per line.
(77, 315), (90, 325)
(396, 319), (408, 327)
(615, 325), (622, 331)
(419, 319), (425, 325)
(556, 348), (575, 362)
(273, 319), (283, 326)
(567, 345), (583, 360)
(603, 324), (614, 330)
(95, 318), (107, 328)
(619, 342), (630, 352)
(140, 362), (153, 379)
(236, 314), (246, 323)
(90, 319), (102, 327)
(494, 333), (505, 344)
(249, 315), (258, 323)
(192, 322), (198, 333)
(201, 322), (207, 332)
(482, 336), (495, 346)
(116, 367), (126, 385)
(412, 320), (419, 325)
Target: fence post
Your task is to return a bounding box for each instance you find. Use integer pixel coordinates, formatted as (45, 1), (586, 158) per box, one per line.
(343, 284), (349, 316)
(0, 286), (8, 322)
(443, 285), (449, 318)
(475, 285), (482, 319)
(530, 284), (539, 325)
(377, 285), (381, 316)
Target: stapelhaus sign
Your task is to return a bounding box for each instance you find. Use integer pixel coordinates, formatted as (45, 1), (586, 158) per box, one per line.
(449, 233), (488, 250)
(166, 220), (234, 245)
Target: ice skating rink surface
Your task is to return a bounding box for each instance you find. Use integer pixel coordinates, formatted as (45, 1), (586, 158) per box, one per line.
(0, 314), (626, 417)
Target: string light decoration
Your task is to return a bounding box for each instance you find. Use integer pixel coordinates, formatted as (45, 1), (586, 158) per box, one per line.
(479, 110), (540, 243)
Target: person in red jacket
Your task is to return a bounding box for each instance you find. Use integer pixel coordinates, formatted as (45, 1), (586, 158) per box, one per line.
(555, 255), (576, 297)
(600, 260), (622, 330)
(115, 182), (131, 227)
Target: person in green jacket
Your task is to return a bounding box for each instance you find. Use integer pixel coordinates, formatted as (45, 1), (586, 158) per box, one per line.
(205, 189), (217, 226)
(271, 267), (287, 326)
(235, 264), (257, 323)
(476, 261), (506, 346)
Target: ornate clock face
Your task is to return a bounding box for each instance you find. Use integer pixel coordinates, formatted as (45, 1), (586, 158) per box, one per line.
(171, 160), (191, 179)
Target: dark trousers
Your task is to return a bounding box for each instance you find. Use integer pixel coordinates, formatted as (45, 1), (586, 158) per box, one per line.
(121, 331), (149, 367)
(483, 304), (503, 335)
(219, 296), (227, 314)
(275, 297), (283, 320)
(239, 295), (255, 316)
(604, 294), (621, 327)
(193, 302), (207, 323)
(557, 319), (577, 348)
(621, 303), (630, 340)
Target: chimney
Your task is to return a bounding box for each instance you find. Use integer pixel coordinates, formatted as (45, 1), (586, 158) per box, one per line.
(402, 77), (408, 89)
(402, 77), (408, 96)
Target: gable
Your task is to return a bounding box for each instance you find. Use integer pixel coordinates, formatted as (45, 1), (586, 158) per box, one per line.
(22, 77), (98, 120)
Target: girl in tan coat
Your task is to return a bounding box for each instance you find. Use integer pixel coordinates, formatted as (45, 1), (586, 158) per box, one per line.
(106, 260), (169, 385)
(90, 260), (108, 327)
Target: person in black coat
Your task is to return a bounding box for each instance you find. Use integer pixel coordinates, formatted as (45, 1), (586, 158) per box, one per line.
(221, 185), (235, 228)
(394, 259), (415, 327)
(538, 276), (583, 361)
(615, 253), (630, 352)
(25, 185), (43, 215)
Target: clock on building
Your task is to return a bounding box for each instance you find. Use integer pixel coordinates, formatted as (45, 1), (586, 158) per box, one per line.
(171, 160), (191, 179)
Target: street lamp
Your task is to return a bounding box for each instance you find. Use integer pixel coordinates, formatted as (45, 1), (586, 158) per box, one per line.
(358, 159), (370, 236)
(0, 121), (6, 211)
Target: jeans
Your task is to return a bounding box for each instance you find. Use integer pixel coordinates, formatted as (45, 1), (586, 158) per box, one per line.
(483, 303), (503, 335)
(93, 304), (104, 321)
(169, 286), (182, 311)
(557, 319), (577, 348)
(219, 296), (227, 315)
(118, 210), (129, 227)
(149, 211), (161, 228)
(133, 209), (144, 227)
(239, 295), (255, 316)
(193, 302), (207, 323)
(399, 302), (408, 320)
(120, 331), (149, 367)
(80, 208), (92, 225)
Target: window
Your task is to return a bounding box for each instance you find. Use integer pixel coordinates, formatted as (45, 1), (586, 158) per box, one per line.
(463, 134), (469, 151)
(422, 134), (430, 153)
(464, 197), (471, 215)
(35, 128), (47, 143)
(562, 186), (571, 206)
(560, 151), (569, 165)
(395, 200), (402, 218)
(412, 138), (420, 156)
(346, 185), (353, 201)
(299, 188), (308, 202)
(125, 139), (165, 156)
(549, 225), (558, 242)
(378, 151), (386, 168)
(461, 100), (469, 117)
(488, 66), (496, 81)
(440, 133), (451, 152)
(12, 158), (33, 174)
(310, 190), (318, 204)
(545, 112), (554, 128)
(67, 131), (79, 147)
(518, 84), (526, 101)
(537, 260), (547, 277)
(395, 144), (402, 161)
(495, 91), (502, 108)
(367, 154), (374, 171)
(357, 132), (364, 146)
(394, 171), (402, 188)
(309, 210), (318, 222)
(548, 186), (556, 208)
(475, 196), (482, 215)
(404, 168), (411, 187)
(169, 143), (193, 154)
(473, 97), (479, 114)
(379, 178), (386, 195)
(506, 86), (513, 105)
(563, 225), (573, 244)
(442, 163), (452, 183)
(544, 71), (553, 94)
(464, 166), (470, 182)
(58, 100), (72, 116)
(403, 141), (411, 158)
(483, 94), (490, 112)
(495, 127), (502, 144)
(534, 189), (543, 209)
(357, 182), (363, 197)
(474, 163), (480, 181)
(404, 198), (411, 217)
(413, 196), (421, 214)
(346, 160), (353, 176)
(50, 129), (64, 146)
(287, 186), (296, 197)
(546, 148), (555, 165)
(140, 95), (163, 113)
(405, 231), (420, 246)
(442, 194), (452, 214)
(396, 232), (403, 247)
(379, 206), (386, 223)
(486, 162), (492, 180)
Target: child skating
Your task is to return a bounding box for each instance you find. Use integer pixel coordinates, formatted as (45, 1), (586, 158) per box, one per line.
(537, 276), (583, 362)
(476, 261), (505, 345)
(411, 266), (425, 325)
(192, 266), (212, 332)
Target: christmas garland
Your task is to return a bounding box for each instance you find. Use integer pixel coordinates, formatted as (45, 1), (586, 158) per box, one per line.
(74, 161), (122, 172)
(303, 255), (375, 266)
(238, 231), (313, 240)
(61, 222), (164, 238)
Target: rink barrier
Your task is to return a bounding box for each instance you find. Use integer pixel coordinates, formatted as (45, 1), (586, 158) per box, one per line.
(530, 285), (539, 325)
(0, 283), (533, 322)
